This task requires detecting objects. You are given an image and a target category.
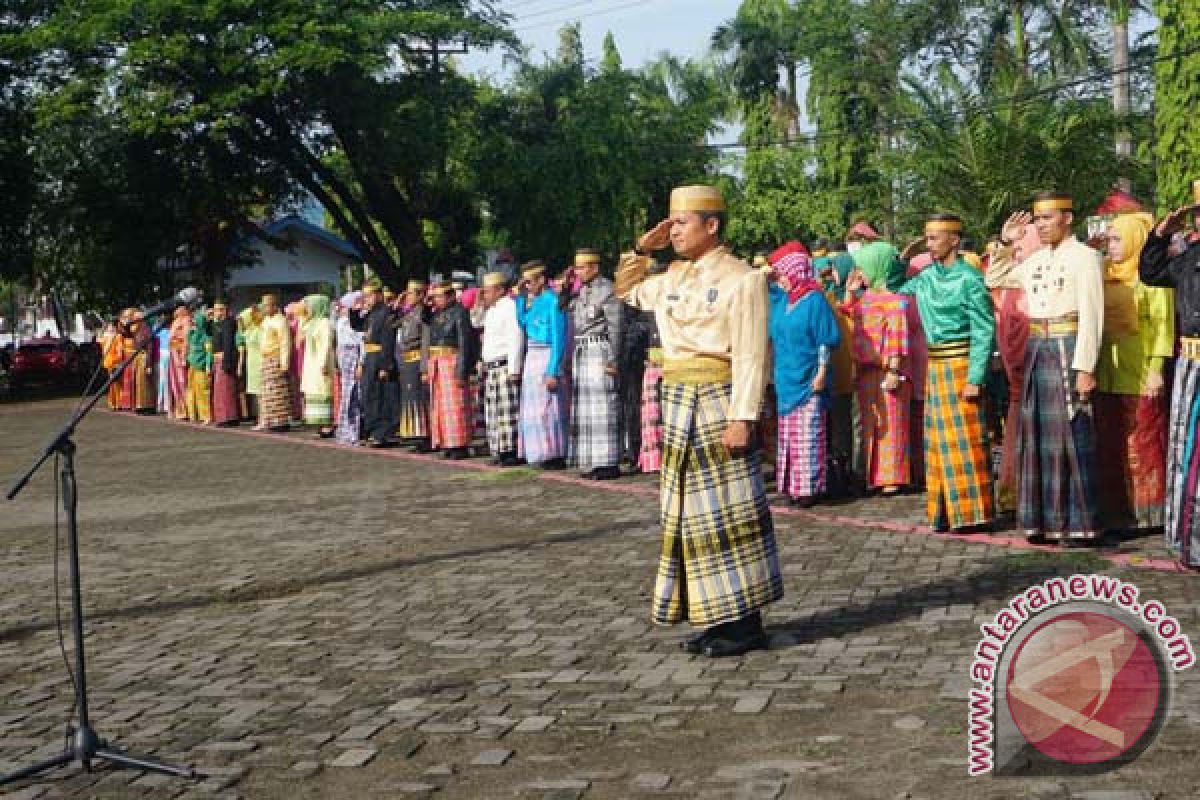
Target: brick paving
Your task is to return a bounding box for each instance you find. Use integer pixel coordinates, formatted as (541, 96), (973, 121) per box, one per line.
(1, 398), (1199, 799)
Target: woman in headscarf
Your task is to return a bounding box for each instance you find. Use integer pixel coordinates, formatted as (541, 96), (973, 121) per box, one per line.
(1095, 212), (1173, 533)
(167, 306), (193, 420)
(185, 307), (213, 424)
(300, 294), (336, 434)
(842, 241), (912, 495)
(335, 291), (364, 445)
(100, 319), (125, 410)
(237, 306), (263, 421)
(119, 309), (156, 414)
(285, 300), (308, 424)
(767, 242), (842, 507)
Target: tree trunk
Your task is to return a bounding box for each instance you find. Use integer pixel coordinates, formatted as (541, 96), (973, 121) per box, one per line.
(1012, 0), (1030, 80)
(1112, 3), (1132, 157)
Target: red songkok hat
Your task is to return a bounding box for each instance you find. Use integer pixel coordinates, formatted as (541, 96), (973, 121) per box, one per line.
(1096, 189), (1146, 215)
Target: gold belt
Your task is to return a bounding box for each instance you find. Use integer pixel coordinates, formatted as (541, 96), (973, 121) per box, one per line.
(429, 346), (458, 357)
(927, 340), (970, 360)
(663, 355), (732, 385)
(363, 344), (383, 353)
(1182, 337), (1200, 362)
(403, 349), (422, 363)
(647, 347), (664, 366)
(1028, 315), (1079, 338)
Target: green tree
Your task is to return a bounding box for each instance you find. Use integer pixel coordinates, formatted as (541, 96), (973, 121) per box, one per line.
(28, 0), (514, 288)
(471, 33), (722, 266)
(1152, 0), (1200, 209)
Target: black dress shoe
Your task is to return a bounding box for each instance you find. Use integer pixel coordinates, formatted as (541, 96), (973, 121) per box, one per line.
(498, 454), (523, 467)
(539, 458), (567, 471)
(702, 632), (769, 658)
(443, 447), (469, 460)
(681, 628), (716, 654)
(588, 466), (621, 481)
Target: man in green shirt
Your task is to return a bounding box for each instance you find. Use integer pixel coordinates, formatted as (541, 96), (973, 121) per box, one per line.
(898, 213), (997, 532)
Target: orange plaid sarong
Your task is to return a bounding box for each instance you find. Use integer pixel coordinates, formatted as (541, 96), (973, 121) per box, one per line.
(924, 354), (994, 529)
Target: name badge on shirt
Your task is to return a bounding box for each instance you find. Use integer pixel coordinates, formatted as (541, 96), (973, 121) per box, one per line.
(667, 293), (680, 302)
(706, 288), (718, 305)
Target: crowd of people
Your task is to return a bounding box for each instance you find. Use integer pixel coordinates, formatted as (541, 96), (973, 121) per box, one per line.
(98, 180), (1200, 655)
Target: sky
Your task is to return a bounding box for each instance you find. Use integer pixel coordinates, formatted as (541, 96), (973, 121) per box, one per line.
(461, 0), (743, 81)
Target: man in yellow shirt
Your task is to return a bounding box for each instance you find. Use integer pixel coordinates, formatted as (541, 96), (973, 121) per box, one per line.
(986, 191), (1104, 542)
(616, 185), (779, 658)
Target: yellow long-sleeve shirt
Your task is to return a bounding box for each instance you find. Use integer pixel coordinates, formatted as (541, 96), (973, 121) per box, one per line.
(619, 246), (769, 421)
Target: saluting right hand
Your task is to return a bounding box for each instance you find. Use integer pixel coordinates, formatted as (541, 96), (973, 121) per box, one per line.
(637, 218), (673, 253)
(1001, 211), (1033, 245)
(1155, 204), (1200, 238)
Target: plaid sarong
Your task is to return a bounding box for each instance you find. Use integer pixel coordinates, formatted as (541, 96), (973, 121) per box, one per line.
(519, 344), (568, 464)
(654, 381), (782, 627)
(856, 365), (912, 488)
(777, 395), (827, 500)
(1166, 357), (1200, 566)
(485, 360), (520, 456)
(120, 350), (156, 412)
(397, 357), (429, 440)
(639, 364), (664, 473)
(924, 354), (994, 529)
(429, 352), (472, 449)
(568, 338), (621, 470)
(186, 367), (212, 424)
(1017, 332), (1100, 539)
(211, 354), (240, 425)
(259, 353), (292, 428)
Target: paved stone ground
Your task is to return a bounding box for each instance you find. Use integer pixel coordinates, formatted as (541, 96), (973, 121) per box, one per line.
(2, 398), (1200, 799)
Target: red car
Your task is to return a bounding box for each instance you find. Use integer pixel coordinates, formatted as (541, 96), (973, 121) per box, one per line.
(9, 337), (88, 389)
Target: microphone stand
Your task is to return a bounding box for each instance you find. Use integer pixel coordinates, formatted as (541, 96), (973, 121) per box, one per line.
(2, 316), (197, 787)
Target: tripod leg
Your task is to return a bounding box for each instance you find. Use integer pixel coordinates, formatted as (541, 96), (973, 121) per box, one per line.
(0, 751), (74, 786)
(94, 747), (197, 779)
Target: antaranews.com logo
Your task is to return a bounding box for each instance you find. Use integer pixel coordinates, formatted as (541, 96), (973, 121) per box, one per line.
(968, 574), (1195, 776)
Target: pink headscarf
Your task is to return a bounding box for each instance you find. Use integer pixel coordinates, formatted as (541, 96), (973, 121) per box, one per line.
(460, 287), (479, 311)
(769, 242), (822, 304)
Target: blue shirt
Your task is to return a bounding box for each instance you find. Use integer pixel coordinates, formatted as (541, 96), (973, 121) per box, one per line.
(516, 290), (567, 377)
(768, 285), (841, 415)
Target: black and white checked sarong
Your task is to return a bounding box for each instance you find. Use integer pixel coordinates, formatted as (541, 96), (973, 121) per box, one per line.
(568, 337), (620, 470)
(484, 358), (520, 456)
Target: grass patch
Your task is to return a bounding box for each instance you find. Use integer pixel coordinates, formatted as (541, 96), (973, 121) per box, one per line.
(471, 467), (539, 482)
(999, 549), (1109, 573)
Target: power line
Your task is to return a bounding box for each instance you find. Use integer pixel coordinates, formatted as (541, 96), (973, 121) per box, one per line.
(513, 0), (664, 33)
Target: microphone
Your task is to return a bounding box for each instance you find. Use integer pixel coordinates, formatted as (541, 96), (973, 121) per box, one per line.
(138, 287), (203, 318)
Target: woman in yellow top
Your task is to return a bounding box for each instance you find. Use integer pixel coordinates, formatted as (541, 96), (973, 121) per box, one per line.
(1094, 212), (1174, 532)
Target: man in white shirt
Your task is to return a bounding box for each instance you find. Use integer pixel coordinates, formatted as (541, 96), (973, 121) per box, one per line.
(480, 271), (524, 467)
(986, 191), (1105, 543)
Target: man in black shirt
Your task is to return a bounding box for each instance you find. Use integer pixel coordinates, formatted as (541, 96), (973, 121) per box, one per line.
(1139, 180), (1200, 569)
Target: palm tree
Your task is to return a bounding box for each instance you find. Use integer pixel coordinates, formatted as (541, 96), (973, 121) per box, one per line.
(711, 0), (801, 138)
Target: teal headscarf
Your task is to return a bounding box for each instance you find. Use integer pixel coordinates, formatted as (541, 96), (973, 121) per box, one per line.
(851, 241), (904, 291)
(302, 294), (332, 337)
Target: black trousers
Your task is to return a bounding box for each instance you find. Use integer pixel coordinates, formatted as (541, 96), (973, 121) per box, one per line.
(620, 367), (645, 464)
(360, 353), (399, 442)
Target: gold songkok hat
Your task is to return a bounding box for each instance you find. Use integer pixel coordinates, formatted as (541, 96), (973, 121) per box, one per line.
(1193, 179), (1200, 205)
(521, 260), (547, 280)
(429, 281), (455, 297)
(382, 287), (396, 299)
(451, 281), (465, 291)
(925, 217), (963, 234)
(751, 254), (769, 269)
(1032, 194), (1074, 213)
(482, 271), (508, 288)
(669, 185), (726, 215)
(260, 292), (279, 305)
(574, 248), (601, 266)
(406, 279), (427, 292)
(362, 278), (382, 293)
